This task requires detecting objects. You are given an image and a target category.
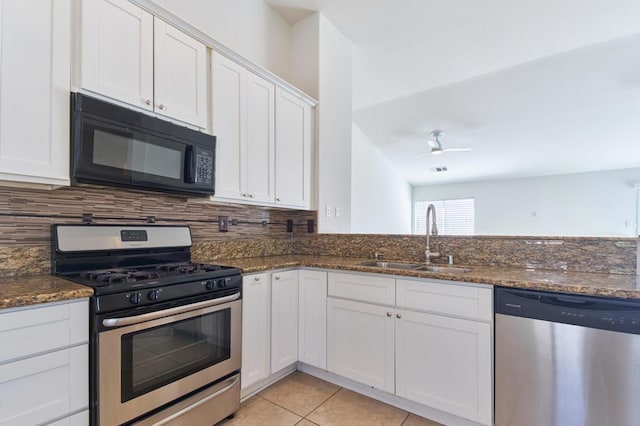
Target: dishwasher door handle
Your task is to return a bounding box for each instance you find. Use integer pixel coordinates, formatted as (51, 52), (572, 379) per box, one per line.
(540, 295), (598, 309)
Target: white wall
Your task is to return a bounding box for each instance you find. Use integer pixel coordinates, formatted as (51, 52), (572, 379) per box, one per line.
(351, 124), (412, 234)
(148, 0), (292, 80)
(413, 168), (640, 237)
(314, 14), (353, 233)
(290, 14), (319, 100)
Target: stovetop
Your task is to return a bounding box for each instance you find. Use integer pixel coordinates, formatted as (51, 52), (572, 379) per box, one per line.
(62, 262), (241, 294)
(52, 224), (243, 313)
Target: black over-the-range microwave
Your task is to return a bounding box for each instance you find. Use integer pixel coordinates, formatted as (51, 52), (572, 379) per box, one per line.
(71, 93), (216, 196)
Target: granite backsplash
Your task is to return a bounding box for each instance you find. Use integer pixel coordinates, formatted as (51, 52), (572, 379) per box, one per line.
(295, 234), (638, 275)
(0, 185), (637, 276)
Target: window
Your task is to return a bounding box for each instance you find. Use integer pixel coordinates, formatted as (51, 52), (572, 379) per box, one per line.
(414, 199), (475, 235)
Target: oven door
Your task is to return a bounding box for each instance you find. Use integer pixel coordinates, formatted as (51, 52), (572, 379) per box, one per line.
(98, 294), (241, 426)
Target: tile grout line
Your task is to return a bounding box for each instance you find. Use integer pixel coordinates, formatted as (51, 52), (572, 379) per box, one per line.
(304, 386), (344, 423)
(400, 412), (411, 425)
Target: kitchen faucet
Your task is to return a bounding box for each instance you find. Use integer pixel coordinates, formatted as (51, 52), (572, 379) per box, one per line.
(425, 204), (439, 263)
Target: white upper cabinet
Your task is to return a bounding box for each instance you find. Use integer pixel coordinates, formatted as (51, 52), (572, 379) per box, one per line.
(211, 54), (244, 199)
(0, 0), (70, 187)
(212, 54), (313, 210)
(212, 53), (274, 203)
(154, 19), (207, 128)
(80, 0), (207, 127)
(245, 72), (275, 203)
(80, 0), (154, 111)
(274, 87), (313, 209)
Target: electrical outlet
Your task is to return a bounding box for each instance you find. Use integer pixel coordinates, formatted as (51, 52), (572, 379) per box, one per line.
(286, 219), (294, 233)
(307, 219), (315, 233)
(218, 216), (229, 232)
(325, 206), (332, 218)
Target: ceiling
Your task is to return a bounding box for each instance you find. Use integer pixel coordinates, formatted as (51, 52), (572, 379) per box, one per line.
(265, 0), (640, 185)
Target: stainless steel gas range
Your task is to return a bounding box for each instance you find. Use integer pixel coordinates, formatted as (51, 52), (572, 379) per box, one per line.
(52, 224), (242, 426)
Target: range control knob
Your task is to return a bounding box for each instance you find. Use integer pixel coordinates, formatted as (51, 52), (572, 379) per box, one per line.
(148, 289), (160, 301)
(205, 280), (217, 290)
(129, 292), (142, 304)
(218, 279), (227, 288)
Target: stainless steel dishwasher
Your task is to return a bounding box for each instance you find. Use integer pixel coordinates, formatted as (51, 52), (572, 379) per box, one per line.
(495, 287), (640, 426)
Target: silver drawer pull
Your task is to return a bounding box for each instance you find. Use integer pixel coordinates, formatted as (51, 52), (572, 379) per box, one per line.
(386, 312), (392, 317)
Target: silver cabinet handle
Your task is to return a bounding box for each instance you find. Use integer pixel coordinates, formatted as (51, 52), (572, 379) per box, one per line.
(275, 198), (280, 202)
(254, 276), (260, 282)
(102, 292), (240, 327)
(158, 104), (166, 110)
(396, 313), (402, 319)
(144, 99), (152, 106)
(386, 312), (392, 317)
(274, 275), (280, 280)
(248, 194), (254, 198)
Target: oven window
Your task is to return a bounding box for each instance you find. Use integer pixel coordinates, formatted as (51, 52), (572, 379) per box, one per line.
(120, 309), (231, 402)
(93, 129), (183, 179)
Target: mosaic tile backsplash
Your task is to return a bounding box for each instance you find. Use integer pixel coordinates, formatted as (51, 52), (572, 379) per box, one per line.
(0, 184), (636, 276)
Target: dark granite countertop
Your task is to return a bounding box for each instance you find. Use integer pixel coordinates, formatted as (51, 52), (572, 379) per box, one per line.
(0, 276), (93, 309)
(211, 255), (640, 299)
(3, 254), (638, 310)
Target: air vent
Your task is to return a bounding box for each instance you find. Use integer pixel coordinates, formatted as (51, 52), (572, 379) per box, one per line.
(429, 166), (448, 173)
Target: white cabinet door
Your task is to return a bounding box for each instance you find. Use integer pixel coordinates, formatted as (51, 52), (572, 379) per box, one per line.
(81, 0), (154, 110)
(298, 270), (327, 369)
(271, 270), (299, 373)
(395, 309), (492, 425)
(241, 273), (270, 389)
(245, 72), (275, 203)
(0, 345), (87, 426)
(274, 87), (312, 209)
(0, 0), (70, 186)
(211, 53), (245, 200)
(154, 19), (207, 127)
(327, 298), (394, 393)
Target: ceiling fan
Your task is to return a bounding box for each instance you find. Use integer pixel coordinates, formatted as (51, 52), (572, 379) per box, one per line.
(414, 130), (472, 156)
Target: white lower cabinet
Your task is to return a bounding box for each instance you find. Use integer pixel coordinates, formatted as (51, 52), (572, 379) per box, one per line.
(241, 273), (271, 389)
(298, 270), (327, 369)
(395, 309), (492, 425)
(241, 270), (299, 391)
(327, 298), (395, 393)
(270, 270), (299, 373)
(0, 300), (88, 426)
(326, 272), (493, 425)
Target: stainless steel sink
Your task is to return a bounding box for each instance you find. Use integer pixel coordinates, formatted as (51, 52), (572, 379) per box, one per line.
(359, 261), (423, 270)
(358, 261), (472, 273)
(416, 265), (473, 273)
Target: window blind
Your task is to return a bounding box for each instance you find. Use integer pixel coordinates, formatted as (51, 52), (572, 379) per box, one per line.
(414, 199), (474, 235)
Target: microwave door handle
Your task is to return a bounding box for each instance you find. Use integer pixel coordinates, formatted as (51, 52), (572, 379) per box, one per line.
(102, 292), (240, 327)
(184, 145), (195, 183)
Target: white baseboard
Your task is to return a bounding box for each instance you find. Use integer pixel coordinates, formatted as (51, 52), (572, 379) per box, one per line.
(240, 364), (297, 401)
(296, 363), (487, 426)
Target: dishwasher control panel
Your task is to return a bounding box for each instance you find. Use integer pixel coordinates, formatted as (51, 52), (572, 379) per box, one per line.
(496, 287), (640, 335)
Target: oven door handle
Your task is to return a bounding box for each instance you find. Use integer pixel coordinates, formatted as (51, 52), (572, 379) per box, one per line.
(102, 292), (240, 327)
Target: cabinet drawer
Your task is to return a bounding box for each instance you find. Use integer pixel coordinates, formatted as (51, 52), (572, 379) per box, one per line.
(0, 345), (88, 425)
(328, 272), (395, 305)
(0, 300), (88, 363)
(396, 279), (492, 321)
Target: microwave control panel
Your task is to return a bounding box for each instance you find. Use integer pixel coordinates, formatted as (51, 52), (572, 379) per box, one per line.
(194, 147), (213, 185)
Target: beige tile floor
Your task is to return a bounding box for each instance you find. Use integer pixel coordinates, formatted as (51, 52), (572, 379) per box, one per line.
(218, 372), (443, 426)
